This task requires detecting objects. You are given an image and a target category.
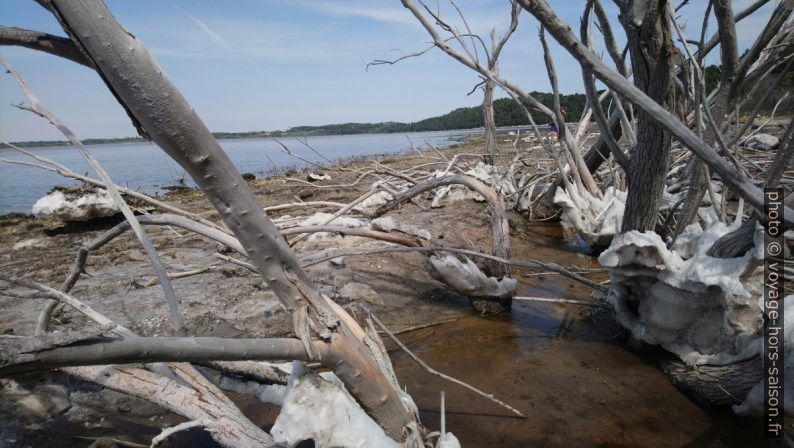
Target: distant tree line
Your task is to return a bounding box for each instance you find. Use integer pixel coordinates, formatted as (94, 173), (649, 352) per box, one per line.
(286, 92), (588, 135)
(4, 66), (743, 147)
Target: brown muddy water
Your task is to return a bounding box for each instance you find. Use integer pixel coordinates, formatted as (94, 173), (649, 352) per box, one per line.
(187, 223), (771, 447)
(386, 223), (768, 448)
(2, 222), (781, 447)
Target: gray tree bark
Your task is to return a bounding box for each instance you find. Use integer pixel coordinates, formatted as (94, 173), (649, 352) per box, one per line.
(664, 357), (761, 406)
(0, 25), (90, 67)
(707, 115), (794, 258)
(482, 78), (497, 164)
(618, 0), (674, 232)
(517, 0), (793, 226)
(36, 0), (415, 439)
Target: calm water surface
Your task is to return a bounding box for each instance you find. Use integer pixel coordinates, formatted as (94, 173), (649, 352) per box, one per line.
(0, 130), (480, 214)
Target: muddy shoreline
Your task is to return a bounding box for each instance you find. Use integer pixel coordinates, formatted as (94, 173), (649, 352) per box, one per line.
(1, 137), (790, 447)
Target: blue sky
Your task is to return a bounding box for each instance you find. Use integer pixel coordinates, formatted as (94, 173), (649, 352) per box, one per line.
(0, 0), (776, 141)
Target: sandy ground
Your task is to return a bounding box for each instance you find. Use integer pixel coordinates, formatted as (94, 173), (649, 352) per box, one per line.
(1, 136), (791, 447)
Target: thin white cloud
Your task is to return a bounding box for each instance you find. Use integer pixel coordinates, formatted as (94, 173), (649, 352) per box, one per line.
(167, 0), (229, 48)
(284, 0), (415, 25)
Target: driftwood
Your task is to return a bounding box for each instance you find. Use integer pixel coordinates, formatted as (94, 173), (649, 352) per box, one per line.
(0, 273), (274, 447)
(374, 174), (511, 278)
(0, 57), (185, 334)
(68, 364), (273, 447)
(0, 335), (315, 376)
(1, 0), (421, 442)
(663, 357), (762, 406)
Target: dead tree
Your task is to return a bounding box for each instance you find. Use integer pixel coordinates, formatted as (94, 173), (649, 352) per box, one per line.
(2, 0), (421, 443)
(515, 0), (793, 411)
(482, 1), (521, 164)
(369, 1), (522, 165)
(524, 0), (788, 220)
(516, 0), (793, 224)
(616, 1), (675, 232)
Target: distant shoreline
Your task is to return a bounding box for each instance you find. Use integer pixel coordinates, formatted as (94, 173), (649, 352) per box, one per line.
(0, 124), (548, 150)
(1, 94), (584, 149)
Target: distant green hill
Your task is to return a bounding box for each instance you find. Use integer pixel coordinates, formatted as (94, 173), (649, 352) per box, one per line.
(283, 92), (586, 135)
(2, 91), (587, 147)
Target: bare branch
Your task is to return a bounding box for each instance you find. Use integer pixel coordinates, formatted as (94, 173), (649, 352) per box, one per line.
(580, 1), (629, 170)
(517, 0), (794, 226)
(0, 25), (91, 67)
(400, 0), (555, 119)
(1, 56), (185, 333)
(0, 335), (316, 375)
(490, 1), (521, 62)
(592, 0), (626, 76)
(150, 421), (204, 448)
(732, 0), (793, 94)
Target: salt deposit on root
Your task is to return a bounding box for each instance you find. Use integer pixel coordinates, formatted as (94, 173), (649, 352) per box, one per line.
(743, 133), (779, 151)
(436, 433), (462, 448)
(427, 254), (516, 299)
(307, 172), (331, 181)
(733, 297), (792, 417)
(296, 212), (367, 244)
(430, 163), (515, 208)
(599, 211), (764, 366)
(358, 190), (394, 211)
(431, 185), (483, 207)
(553, 184), (625, 249)
(464, 162), (516, 196)
(32, 189), (119, 221)
(271, 362), (401, 448)
(371, 216), (433, 241)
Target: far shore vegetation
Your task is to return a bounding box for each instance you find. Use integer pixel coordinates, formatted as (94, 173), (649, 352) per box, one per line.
(3, 91), (588, 148)
(5, 63), (734, 149)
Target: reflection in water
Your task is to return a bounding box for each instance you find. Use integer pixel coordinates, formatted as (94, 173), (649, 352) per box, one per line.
(384, 223), (766, 448)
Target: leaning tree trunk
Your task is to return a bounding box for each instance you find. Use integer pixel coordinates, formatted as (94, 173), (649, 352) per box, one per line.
(619, 0), (674, 232)
(41, 0), (416, 441)
(483, 78), (497, 165)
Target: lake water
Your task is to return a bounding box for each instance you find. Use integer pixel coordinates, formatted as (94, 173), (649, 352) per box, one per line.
(0, 129), (488, 214)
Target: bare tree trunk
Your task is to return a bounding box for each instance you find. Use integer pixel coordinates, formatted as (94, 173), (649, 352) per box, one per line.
(41, 0), (415, 440)
(483, 78), (497, 164)
(619, 0), (674, 232)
